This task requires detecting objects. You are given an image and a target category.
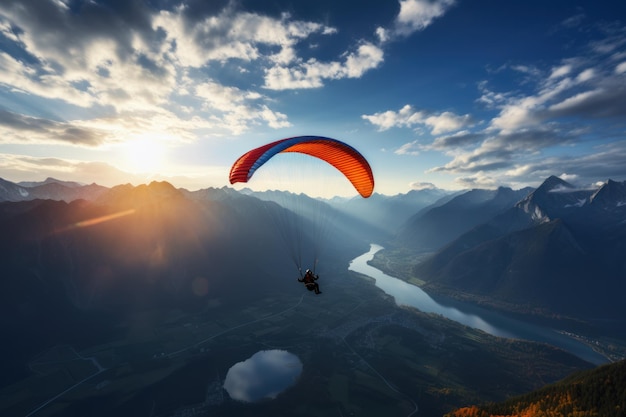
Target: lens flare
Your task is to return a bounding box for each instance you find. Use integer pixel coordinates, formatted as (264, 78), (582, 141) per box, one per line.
(56, 209), (136, 233)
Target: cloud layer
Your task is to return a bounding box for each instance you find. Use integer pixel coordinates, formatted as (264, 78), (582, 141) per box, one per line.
(0, 0), (453, 145)
(363, 12), (626, 189)
(1, 0), (623, 193)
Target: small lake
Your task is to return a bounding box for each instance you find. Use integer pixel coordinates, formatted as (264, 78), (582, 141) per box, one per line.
(223, 350), (303, 402)
(349, 244), (607, 365)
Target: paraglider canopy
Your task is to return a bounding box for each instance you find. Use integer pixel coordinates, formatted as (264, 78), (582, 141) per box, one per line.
(229, 136), (374, 198)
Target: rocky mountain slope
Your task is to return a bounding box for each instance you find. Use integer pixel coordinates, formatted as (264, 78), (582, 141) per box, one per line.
(410, 176), (626, 320)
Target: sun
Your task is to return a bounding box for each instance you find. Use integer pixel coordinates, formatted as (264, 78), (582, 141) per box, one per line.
(122, 136), (167, 174)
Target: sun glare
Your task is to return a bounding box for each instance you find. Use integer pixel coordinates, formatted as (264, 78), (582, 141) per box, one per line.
(122, 136), (168, 173)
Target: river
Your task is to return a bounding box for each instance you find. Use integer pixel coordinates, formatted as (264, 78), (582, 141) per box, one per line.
(349, 244), (607, 365)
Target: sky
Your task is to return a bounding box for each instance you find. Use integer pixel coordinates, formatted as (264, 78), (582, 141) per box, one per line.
(0, 0), (625, 197)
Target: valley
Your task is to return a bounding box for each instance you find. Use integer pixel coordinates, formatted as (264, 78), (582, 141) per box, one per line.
(0, 267), (591, 417)
(369, 247), (626, 364)
(2, 175), (626, 416)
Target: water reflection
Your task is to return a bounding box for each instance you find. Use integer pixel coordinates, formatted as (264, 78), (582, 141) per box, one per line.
(349, 244), (607, 365)
(351, 246), (516, 338)
(223, 350), (303, 402)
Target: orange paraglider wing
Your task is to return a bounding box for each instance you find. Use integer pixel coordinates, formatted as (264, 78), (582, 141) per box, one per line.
(229, 136), (374, 198)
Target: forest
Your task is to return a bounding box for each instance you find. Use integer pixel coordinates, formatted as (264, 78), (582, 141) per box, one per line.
(446, 359), (626, 417)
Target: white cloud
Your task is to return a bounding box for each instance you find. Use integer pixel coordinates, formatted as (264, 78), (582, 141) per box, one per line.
(263, 65), (322, 90)
(409, 181), (437, 190)
(259, 105), (291, 129)
(344, 43), (385, 77)
(391, 0), (456, 38)
(559, 172), (579, 182)
(428, 134), (626, 191)
(154, 9), (333, 68)
(549, 64), (572, 79)
(0, 51), (97, 108)
(548, 89), (603, 113)
(374, 0), (455, 47)
(0, 0), (457, 146)
(489, 47), (626, 132)
(192, 81), (292, 133)
(375, 27), (389, 43)
(432, 127), (578, 174)
(0, 1), (324, 144)
(263, 42), (384, 90)
(0, 17), (20, 42)
(362, 105), (469, 135)
(370, 8), (626, 190)
(489, 102), (537, 132)
(425, 112), (471, 135)
(453, 172), (497, 189)
(561, 13), (586, 29)
(0, 7), (178, 113)
(576, 68), (595, 82)
(428, 130), (484, 150)
(394, 140), (420, 155)
(504, 164), (534, 178)
(488, 70), (583, 132)
(510, 64), (541, 77)
(362, 105), (422, 131)
(0, 110), (108, 146)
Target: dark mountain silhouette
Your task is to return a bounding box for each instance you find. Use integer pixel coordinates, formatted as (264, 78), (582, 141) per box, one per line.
(395, 186), (532, 251)
(0, 177), (108, 202)
(240, 188), (390, 244)
(0, 177), (32, 201)
(0, 180), (369, 386)
(1, 180), (371, 315)
(18, 177), (85, 188)
(324, 188), (451, 236)
(515, 175), (594, 223)
(446, 359), (626, 417)
(588, 178), (626, 210)
(411, 176), (626, 320)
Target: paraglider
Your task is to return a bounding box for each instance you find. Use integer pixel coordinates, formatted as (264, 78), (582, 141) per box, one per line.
(298, 269), (321, 294)
(229, 136), (374, 293)
(229, 135), (374, 198)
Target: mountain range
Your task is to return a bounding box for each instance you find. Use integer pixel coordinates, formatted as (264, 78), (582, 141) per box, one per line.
(0, 177), (108, 202)
(0, 179), (371, 386)
(403, 175), (626, 323)
(4, 175), (626, 321)
(324, 187), (451, 236)
(1, 175), (625, 415)
(4, 175), (626, 327)
(395, 186), (533, 251)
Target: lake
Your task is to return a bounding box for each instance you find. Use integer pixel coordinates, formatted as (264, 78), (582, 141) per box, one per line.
(223, 349), (303, 402)
(349, 244), (607, 365)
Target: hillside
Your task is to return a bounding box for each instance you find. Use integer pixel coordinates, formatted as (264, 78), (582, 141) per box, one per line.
(407, 176), (626, 321)
(326, 187), (451, 237)
(0, 177), (108, 202)
(446, 359), (626, 417)
(395, 186), (532, 251)
(0, 180), (370, 387)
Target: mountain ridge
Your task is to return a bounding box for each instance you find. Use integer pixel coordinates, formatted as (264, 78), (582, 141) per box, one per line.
(395, 185), (533, 251)
(406, 176), (626, 321)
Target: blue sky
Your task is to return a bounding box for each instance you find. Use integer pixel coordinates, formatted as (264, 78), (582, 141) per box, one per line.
(0, 0), (625, 197)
